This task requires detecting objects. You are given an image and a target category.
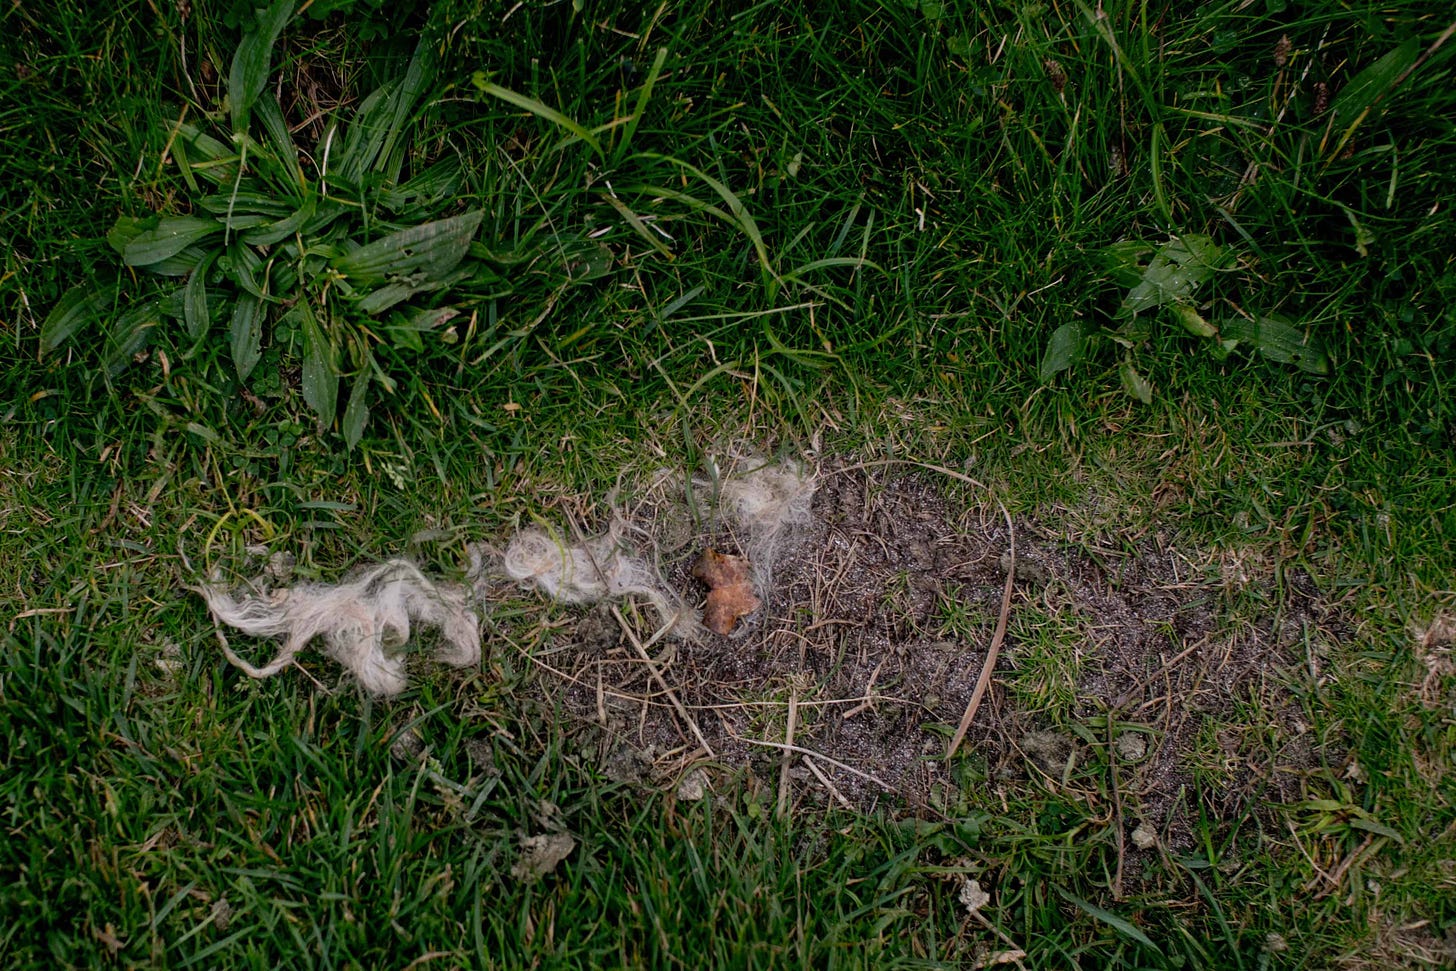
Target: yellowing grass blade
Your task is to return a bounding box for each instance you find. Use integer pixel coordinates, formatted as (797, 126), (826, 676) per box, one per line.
(473, 77), (604, 159)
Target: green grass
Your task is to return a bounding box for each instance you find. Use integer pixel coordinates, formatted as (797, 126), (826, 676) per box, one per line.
(3, 0), (1455, 967)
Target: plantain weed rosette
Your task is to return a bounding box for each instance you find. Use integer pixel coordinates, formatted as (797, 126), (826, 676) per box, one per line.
(42, 1), (488, 448)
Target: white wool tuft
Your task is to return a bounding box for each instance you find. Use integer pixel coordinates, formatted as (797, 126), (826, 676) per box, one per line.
(502, 525), (693, 636)
(195, 452), (816, 689)
(197, 560), (480, 696)
(717, 458), (816, 591)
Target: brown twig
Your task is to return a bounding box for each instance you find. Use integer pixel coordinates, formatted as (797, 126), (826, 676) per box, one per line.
(729, 734), (895, 792)
(778, 687), (800, 818)
(947, 502), (1016, 760)
(1108, 718), (1127, 900)
(611, 606), (715, 758)
(801, 756), (855, 810)
(842, 657), (888, 720)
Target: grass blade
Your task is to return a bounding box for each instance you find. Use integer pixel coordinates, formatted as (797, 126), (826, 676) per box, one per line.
(253, 91), (305, 192)
(376, 37), (436, 180)
(600, 192), (674, 259)
(782, 255), (885, 283)
(1055, 886), (1162, 955)
(332, 83), (395, 186)
(637, 155), (775, 284)
(473, 77), (603, 159)
(613, 46), (669, 163)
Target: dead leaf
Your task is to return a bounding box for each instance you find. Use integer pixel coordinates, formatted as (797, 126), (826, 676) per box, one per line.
(93, 923), (124, 956)
(675, 767), (709, 801)
(691, 548), (760, 634)
(511, 832), (576, 881)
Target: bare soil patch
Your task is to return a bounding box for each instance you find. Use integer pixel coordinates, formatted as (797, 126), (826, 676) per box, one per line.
(508, 460), (1346, 858)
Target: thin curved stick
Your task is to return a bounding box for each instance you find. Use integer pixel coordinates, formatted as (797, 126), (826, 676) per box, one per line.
(947, 502), (1015, 760)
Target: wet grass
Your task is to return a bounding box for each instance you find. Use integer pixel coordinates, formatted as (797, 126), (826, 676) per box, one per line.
(3, 0), (1455, 967)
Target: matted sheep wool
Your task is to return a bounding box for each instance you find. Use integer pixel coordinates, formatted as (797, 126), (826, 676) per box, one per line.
(501, 524), (693, 636)
(198, 455), (816, 694)
(196, 560), (480, 696)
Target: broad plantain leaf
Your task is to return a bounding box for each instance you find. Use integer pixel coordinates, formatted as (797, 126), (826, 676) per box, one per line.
(1119, 235), (1224, 317)
(145, 244), (213, 277)
(332, 210), (484, 287)
(183, 253), (216, 340)
(1168, 303), (1217, 338)
(352, 266), (473, 315)
(217, 212), (270, 233)
(1222, 315), (1329, 374)
(298, 303), (338, 427)
(1120, 358), (1153, 403)
(1330, 37), (1421, 126)
(1039, 321), (1087, 381)
(377, 157), (463, 212)
(383, 306), (460, 352)
(223, 242), (268, 299)
(102, 300), (162, 376)
(196, 191), (294, 217)
(229, 0), (295, 132)
(240, 198), (316, 247)
(1099, 239), (1156, 288)
(342, 367), (371, 449)
(40, 286), (105, 354)
(107, 216), (146, 256)
(174, 123), (240, 185)
(158, 286), (187, 321)
(230, 293), (264, 381)
(122, 216), (222, 268)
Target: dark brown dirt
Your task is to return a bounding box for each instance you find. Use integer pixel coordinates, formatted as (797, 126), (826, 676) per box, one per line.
(518, 461), (1348, 866)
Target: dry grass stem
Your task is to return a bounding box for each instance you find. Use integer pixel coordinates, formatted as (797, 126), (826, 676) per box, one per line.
(612, 606), (715, 758)
(801, 756), (855, 810)
(730, 735), (894, 792)
(947, 503), (1015, 760)
(778, 687), (800, 818)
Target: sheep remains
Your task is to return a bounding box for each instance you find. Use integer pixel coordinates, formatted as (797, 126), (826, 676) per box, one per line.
(196, 560), (480, 696)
